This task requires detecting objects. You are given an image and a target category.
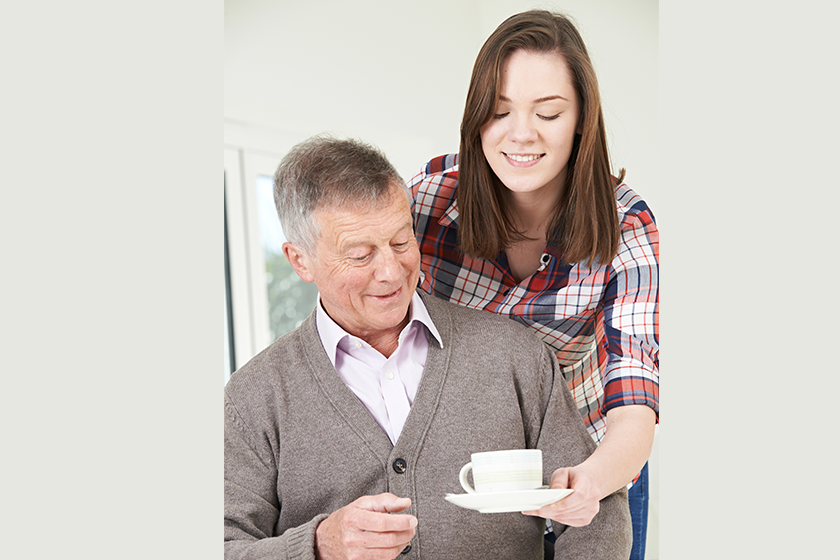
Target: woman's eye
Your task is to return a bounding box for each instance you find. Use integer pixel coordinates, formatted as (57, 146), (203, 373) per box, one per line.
(538, 113), (560, 121)
(492, 112), (510, 119)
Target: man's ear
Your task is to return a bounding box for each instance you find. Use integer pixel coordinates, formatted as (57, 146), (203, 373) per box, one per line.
(282, 242), (316, 283)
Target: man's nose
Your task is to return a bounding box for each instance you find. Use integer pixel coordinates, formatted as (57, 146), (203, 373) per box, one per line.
(374, 249), (401, 281)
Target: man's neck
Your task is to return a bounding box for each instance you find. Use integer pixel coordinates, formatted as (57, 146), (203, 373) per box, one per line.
(322, 303), (410, 359)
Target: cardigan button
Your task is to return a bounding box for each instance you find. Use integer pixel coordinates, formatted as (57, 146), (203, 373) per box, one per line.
(392, 458), (407, 474)
(401, 543), (412, 554)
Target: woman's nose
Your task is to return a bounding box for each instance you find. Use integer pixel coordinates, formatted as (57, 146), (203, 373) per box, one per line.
(507, 114), (537, 144)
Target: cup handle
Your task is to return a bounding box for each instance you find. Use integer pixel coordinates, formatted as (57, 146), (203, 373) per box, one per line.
(459, 462), (476, 494)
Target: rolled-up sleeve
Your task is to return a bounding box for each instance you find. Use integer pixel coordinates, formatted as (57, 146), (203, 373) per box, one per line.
(601, 202), (659, 417)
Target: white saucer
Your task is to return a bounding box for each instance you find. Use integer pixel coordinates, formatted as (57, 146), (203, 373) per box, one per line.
(444, 488), (574, 513)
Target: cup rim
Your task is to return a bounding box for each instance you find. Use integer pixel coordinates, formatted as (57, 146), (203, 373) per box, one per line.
(471, 449), (542, 459)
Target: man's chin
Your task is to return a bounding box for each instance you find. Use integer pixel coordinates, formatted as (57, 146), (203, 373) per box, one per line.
(370, 303), (411, 330)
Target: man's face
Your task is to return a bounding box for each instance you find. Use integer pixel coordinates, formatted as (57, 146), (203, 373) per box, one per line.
(286, 187), (421, 343)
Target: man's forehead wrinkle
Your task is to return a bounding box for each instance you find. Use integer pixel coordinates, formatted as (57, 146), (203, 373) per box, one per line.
(332, 218), (413, 252)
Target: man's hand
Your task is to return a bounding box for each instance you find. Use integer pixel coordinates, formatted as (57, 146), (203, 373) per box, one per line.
(522, 466), (602, 527)
(315, 493), (417, 560)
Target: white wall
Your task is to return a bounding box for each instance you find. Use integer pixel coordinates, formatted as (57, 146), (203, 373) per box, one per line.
(225, 0), (658, 208)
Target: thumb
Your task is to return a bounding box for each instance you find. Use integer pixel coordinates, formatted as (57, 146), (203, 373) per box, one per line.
(356, 493), (412, 513)
(549, 467), (572, 490)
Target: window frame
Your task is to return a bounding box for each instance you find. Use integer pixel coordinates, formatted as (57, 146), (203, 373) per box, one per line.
(224, 123), (306, 380)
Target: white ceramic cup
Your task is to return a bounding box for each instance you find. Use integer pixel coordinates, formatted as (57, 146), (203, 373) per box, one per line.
(458, 449), (543, 494)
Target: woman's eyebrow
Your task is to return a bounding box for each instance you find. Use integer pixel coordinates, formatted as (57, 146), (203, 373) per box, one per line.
(498, 94), (570, 103)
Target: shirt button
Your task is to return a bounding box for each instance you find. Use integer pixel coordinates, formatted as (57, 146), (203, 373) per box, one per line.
(401, 543), (412, 554)
(393, 458), (407, 474)
(385, 370), (394, 380)
(353, 340), (362, 349)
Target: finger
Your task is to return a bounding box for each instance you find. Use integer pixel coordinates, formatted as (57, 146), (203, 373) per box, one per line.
(382, 497), (412, 514)
(542, 490), (584, 512)
(352, 509), (418, 534)
(355, 526), (416, 549)
(354, 493), (412, 513)
(521, 503), (557, 518)
(317, 506), (415, 560)
(521, 502), (570, 518)
(521, 505), (594, 527)
(339, 523), (415, 559)
(549, 468), (571, 489)
(522, 495), (598, 527)
(520, 491), (581, 517)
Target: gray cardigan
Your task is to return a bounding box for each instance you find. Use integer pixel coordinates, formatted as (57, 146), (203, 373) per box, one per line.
(224, 291), (631, 559)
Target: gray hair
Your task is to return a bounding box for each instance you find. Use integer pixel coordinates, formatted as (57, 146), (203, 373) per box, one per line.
(273, 135), (409, 255)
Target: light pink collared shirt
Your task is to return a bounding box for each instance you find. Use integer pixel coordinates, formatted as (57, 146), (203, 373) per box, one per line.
(316, 292), (443, 445)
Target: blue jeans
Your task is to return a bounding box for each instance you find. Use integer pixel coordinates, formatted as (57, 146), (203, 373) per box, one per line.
(628, 462), (649, 560)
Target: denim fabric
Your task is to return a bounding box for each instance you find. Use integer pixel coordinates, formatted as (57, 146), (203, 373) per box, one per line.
(628, 462), (649, 560)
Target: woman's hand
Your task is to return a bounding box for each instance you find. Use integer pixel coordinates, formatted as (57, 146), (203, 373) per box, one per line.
(523, 404), (656, 527)
(522, 466), (602, 527)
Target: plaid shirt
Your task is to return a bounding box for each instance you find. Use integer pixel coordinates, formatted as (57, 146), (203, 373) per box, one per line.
(409, 154), (659, 444)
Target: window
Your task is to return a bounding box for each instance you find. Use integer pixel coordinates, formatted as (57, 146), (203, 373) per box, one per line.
(223, 146), (318, 383)
(254, 175), (319, 341)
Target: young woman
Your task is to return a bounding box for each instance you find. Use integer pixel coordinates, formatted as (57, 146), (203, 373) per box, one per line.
(410, 10), (658, 559)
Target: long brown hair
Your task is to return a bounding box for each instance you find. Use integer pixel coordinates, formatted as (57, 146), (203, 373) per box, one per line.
(458, 10), (623, 267)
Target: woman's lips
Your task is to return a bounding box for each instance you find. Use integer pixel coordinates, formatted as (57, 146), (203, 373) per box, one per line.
(504, 152), (544, 167)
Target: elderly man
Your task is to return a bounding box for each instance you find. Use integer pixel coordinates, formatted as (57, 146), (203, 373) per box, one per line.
(224, 136), (631, 560)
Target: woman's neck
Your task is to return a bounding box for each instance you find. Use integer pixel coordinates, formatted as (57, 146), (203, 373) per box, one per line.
(503, 195), (553, 283)
(506, 185), (561, 239)
(502, 175), (566, 282)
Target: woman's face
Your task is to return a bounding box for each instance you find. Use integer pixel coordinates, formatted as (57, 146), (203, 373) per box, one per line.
(480, 49), (580, 203)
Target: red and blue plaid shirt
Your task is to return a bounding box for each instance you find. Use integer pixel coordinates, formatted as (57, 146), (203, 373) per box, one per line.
(409, 154), (659, 444)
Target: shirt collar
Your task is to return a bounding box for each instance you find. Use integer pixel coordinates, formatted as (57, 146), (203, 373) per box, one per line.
(441, 200), (459, 228)
(315, 290), (443, 367)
